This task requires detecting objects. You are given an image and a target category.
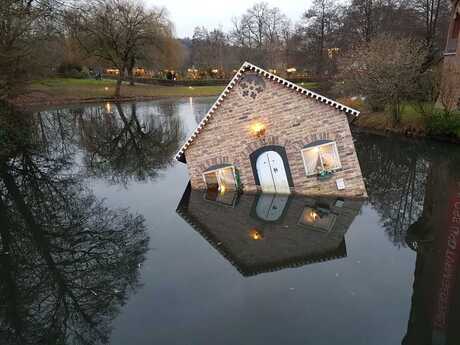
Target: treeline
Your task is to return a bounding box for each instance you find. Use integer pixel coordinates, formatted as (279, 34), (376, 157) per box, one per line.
(0, 0), (452, 99)
(181, 0), (450, 79)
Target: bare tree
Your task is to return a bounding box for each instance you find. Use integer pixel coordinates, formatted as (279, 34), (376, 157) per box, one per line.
(439, 62), (460, 113)
(0, 0), (61, 99)
(231, 2), (290, 69)
(299, 0), (340, 78)
(410, 0), (450, 60)
(340, 35), (427, 123)
(70, 0), (174, 97)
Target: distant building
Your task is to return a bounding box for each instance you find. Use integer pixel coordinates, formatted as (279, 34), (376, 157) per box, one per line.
(175, 62), (367, 197)
(443, 0), (460, 108)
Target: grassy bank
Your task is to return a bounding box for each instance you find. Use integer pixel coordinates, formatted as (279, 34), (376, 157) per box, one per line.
(354, 103), (460, 141)
(12, 78), (225, 109)
(12, 78), (320, 109)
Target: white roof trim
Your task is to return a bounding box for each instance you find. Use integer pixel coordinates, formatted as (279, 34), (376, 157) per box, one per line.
(175, 61), (360, 163)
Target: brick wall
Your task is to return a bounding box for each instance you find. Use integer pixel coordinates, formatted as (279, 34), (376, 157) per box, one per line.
(184, 70), (367, 197)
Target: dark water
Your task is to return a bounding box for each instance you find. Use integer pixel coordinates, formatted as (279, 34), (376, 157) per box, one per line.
(1, 98), (460, 345)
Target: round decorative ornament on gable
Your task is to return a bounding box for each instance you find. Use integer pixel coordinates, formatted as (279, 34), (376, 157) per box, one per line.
(237, 73), (266, 100)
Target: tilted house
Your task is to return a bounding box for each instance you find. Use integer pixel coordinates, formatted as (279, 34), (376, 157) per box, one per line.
(176, 62), (367, 197)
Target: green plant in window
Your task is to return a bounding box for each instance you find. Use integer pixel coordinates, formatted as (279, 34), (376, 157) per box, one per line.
(317, 168), (334, 181)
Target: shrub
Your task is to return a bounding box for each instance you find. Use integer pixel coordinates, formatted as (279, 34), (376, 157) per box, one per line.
(57, 62), (89, 79)
(425, 112), (460, 138)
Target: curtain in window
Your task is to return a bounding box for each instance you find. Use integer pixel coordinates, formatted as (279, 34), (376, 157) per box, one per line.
(302, 149), (321, 174)
(320, 143), (340, 170)
(218, 167), (237, 191)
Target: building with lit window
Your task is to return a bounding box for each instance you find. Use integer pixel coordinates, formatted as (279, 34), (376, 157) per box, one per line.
(175, 62), (366, 197)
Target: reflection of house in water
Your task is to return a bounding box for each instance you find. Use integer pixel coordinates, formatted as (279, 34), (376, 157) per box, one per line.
(403, 155), (460, 345)
(177, 185), (363, 276)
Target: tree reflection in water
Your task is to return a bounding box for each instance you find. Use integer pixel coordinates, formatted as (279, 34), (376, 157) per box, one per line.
(355, 132), (431, 247)
(0, 104), (149, 344)
(34, 101), (183, 185)
(78, 102), (183, 185)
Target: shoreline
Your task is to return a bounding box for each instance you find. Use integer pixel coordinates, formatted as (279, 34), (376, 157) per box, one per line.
(7, 86), (460, 146)
(351, 123), (460, 145)
(9, 94), (219, 112)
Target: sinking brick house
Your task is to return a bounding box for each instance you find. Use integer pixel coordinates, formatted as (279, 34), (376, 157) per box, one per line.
(175, 62), (367, 197)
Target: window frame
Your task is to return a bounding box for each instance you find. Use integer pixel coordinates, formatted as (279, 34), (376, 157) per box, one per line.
(300, 140), (342, 176)
(202, 165), (238, 192)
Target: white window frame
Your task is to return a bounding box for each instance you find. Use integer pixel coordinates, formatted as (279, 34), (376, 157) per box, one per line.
(202, 165), (238, 192)
(301, 141), (342, 176)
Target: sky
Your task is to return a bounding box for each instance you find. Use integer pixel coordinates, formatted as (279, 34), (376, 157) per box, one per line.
(146, 0), (311, 38)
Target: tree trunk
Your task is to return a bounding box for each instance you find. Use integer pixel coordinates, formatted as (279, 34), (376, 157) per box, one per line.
(115, 75), (122, 98)
(128, 56), (135, 86)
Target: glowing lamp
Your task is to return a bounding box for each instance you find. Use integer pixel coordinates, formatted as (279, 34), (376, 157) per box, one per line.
(249, 228), (263, 240)
(250, 122), (266, 138)
(303, 209), (320, 224)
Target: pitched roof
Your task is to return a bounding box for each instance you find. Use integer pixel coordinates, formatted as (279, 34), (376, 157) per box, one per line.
(175, 61), (360, 163)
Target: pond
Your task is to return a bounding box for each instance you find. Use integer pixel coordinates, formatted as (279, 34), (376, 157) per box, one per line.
(1, 97), (460, 345)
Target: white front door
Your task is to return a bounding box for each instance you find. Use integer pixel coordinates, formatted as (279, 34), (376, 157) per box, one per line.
(255, 151), (291, 194)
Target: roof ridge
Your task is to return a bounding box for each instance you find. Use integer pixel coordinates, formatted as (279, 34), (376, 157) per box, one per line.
(175, 61), (359, 163)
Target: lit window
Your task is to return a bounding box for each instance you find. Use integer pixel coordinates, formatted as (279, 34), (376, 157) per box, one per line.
(301, 140), (341, 176)
(202, 164), (237, 192)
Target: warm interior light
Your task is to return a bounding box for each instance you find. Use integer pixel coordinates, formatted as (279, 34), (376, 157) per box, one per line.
(286, 67), (296, 73)
(105, 102), (111, 113)
(104, 87), (109, 91)
(249, 228), (263, 240)
(250, 122), (266, 137)
(303, 209), (320, 224)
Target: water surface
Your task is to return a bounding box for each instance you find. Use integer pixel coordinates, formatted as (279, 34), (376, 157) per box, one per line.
(1, 98), (460, 345)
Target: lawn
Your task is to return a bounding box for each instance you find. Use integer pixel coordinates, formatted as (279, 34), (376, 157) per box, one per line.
(26, 78), (225, 104)
(18, 77), (319, 109)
